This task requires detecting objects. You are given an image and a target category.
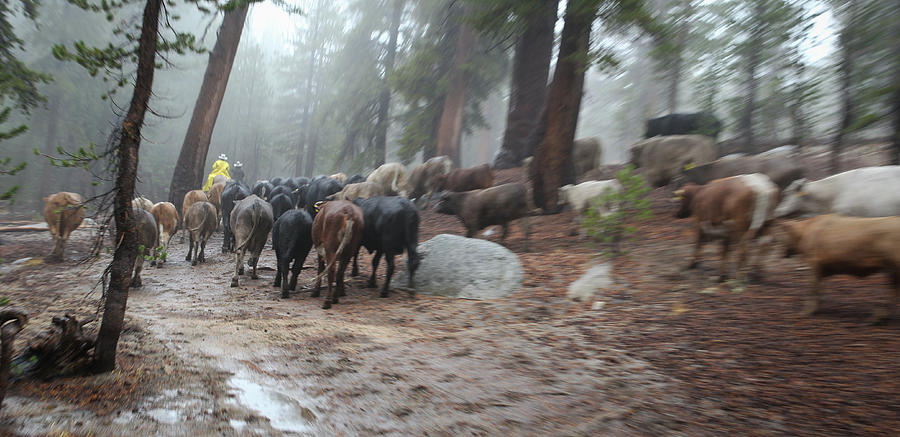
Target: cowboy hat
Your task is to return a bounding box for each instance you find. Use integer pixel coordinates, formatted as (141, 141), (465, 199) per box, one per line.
(218, 153), (228, 161)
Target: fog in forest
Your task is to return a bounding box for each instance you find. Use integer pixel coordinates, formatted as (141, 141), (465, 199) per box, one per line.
(1, 0), (897, 212)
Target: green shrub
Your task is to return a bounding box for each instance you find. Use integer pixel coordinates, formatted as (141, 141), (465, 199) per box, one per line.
(581, 165), (653, 257)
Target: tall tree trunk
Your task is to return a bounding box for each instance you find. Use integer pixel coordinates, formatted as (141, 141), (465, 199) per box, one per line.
(92, 0), (161, 374)
(374, 0), (404, 167)
(37, 93), (60, 201)
(834, 0), (858, 173)
(301, 0), (323, 177)
(665, 0), (692, 113)
(889, 3), (900, 165)
(739, 0), (765, 153)
(531, 2), (596, 212)
(168, 4), (249, 212)
(494, 0), (558, 170)
(435, 9), (477, 166)
(789, 62), (808, 145)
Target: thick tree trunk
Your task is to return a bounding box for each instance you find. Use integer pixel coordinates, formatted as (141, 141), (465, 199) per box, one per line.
(890, 7), (900, 166)
(493, 0), (558, 170)
(92, 0), (161, 374)
(168, 4), (249, 212)
(665, 0), (692, 113)
(301, 1), (323, 177)
(739, 0), (765, 154)
(374, 0), (404, 167)
(531, 2), (596, 212)
(435, 10), (477, 166)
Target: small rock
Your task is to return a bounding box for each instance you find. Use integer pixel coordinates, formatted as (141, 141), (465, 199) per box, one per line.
(567, 263), (612, 302)
(591, 301), (606, 310)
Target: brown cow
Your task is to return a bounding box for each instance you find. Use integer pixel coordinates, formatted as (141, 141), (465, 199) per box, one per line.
(43, 192), (86, 262)
(131, 208), (159, 288)
(207, 182), (226, 223)
(782, 214), (900, 324)
(366, 163), (409, 197)
(311, 200), (364, 309)
(407, 155), (453, 207)
(675, 173), (779, 282)
(150, 201), (178, 267)
(212, 174), (229, 187)
(330, 173), (348, 184)
(133, 196), (153, 211)
(184, 201), (218, 266)
(326, 182), (383, 201)
(180, 189), (207, 242)
(433, 183), (531, 247)
(434, 163), (493, 193)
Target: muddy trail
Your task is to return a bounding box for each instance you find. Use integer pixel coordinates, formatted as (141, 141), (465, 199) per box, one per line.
(0, 167), (896, 435)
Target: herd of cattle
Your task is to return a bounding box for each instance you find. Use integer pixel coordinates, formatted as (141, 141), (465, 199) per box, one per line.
(37, 134), (900, 321)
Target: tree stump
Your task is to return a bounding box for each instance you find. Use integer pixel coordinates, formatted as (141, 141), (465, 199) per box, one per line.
(0, 309), (27, 409)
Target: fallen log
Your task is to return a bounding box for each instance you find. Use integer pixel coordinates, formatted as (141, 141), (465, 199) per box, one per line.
(13, 314), (95, 381)
(0, 309), (27, 410)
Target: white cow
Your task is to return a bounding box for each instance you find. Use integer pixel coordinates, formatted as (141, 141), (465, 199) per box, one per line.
(558, 180), (623, 215)
(775, 166), (900, 218)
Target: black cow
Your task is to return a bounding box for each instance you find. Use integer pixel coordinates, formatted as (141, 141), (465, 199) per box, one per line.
(352, 196), (420, 297)
(221, 180), (251, 253)
(345, 174), (365, 186)
(305, 176), (343, 218)
(270, 185), (292, 200)
(252, 180), (275, 201)
(645, 112), (722, 139)
(291, 176), (310, 188)
(272, 209), (314, 298)
(268, 193), (294, 223)
(270, 177), (284, 186)
(231, 165), (245, 183)
(292, 185), (309, 209)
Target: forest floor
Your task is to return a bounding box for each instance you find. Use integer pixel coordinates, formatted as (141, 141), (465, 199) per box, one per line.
(0, 159), (898, 436)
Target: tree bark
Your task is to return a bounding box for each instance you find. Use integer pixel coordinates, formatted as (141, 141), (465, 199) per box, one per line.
(889, 4), (900, 165)
(665, 0), (692, 114)
(168, 4), (249, 213)
(374, 0), (405, 167)
(0, 309), (26, 409)
(302, 0), (324, 176)
(531, 1), (596, 212)
(834, 0), (858, 173)
(38, 93), (60, 201)
(493, 0), (558, 170)
(435, 8), (477, 166)
(92, 0), (161, 374)
(739, 0), (765, 154)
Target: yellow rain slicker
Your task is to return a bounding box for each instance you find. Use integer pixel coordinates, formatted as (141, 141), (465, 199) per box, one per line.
(203, 159), (231, 191)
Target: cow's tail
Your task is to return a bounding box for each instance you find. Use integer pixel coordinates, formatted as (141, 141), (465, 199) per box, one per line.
(310, 215), (356, 285)
(235, 202), (261, 252)
(187, 208), (209, 237)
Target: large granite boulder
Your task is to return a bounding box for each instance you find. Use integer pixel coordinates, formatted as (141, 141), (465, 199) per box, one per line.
(395, 234), (523, 299)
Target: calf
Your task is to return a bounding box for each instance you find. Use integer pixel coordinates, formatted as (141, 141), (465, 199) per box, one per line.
(675, 173), (779, 282)
(270, 185), (292, 200)
(407, 155), (453, 207)
(366, 162), (409, 197)
(326, 182), (383, 201)
(782, 214), (900, 323)
(150, 201), (178, 267)
(645, 112), (721, 139)
(775, 166), (900, 218)
(133, 196), (153, 211)
(230, 195), (274, 287)
(311, 200), (364, 309)
(434, 183), (531, 246)
(305, 176), (343, 218)
(268, 193), (294, 229)
(681, 155), (804, 190)
(558, 180), (622, 215)
(221, 181), (251, 252)
(353, 197), (420, 297)
(184, 201), (217, 266)
(180, 189), (208, 242)
(272, 209), (314, 298)
(43, 192), (86, 262)
(434, 163), (493, 193)
(330, 173), (348, 184)
(131, 208), (159, 288)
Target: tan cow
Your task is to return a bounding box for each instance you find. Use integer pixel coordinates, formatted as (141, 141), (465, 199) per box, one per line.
(330, 173), (348, 184)
(675, 173), (779, 282)
(782, 214), (900, 324)
(43, 192), (86, 262)
(366, 163), (408, 197)
(150, 201), (178, 267)
(212, 174), (229, 187)
(180, 189), (208, 242)
(326, 182), (384, 201)
(630, 135), (717, 187)
(133, 196), (153, 211)
(407, 155), (453, 207)
(207, 182), (226, 224)
(312, 200), (364, 309)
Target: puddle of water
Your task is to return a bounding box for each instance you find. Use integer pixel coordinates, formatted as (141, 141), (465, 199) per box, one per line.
(228, 373), (317, 433)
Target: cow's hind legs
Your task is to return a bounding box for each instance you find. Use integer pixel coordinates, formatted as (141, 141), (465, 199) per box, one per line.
(802, 268), (823, 316)
(868, 272), (899, 325)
